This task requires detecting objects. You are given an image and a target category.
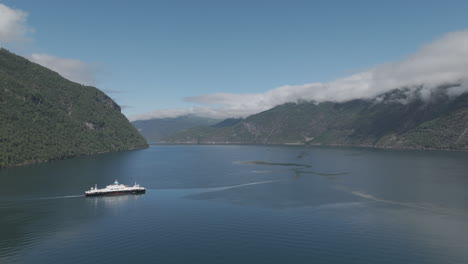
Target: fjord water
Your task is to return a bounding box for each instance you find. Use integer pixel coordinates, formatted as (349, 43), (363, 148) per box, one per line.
(1, 146), (468, 264)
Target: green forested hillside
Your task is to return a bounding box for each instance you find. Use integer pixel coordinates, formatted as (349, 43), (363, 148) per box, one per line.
(0, 49), (148, 167)
(165, 88), (468, 151)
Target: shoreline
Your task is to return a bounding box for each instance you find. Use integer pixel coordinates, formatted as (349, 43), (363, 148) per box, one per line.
(150, 141), (468, 152)
(0, 144), (149, 169)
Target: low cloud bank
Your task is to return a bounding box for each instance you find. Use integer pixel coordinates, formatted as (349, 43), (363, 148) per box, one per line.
(131, 30), (468, 121)
(29, 54), (98, 86)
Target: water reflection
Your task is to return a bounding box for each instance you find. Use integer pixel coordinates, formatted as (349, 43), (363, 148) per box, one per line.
(86, 194), (145, 210)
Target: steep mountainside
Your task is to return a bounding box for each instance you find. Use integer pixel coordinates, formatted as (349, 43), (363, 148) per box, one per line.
(0, 49), (148, 167)
(164, 88), (468, 151)
(132, 115), (219, 141)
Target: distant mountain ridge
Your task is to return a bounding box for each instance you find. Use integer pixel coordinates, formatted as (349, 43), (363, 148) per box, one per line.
(164, 87), (468, 151)
(132, 115), (220, 141)
(0, 48), (148, 167)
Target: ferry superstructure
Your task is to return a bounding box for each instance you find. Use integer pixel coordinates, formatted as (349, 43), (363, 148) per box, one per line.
(85, 180), (145, 197)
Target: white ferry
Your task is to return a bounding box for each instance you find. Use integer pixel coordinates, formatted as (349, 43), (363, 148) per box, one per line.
(85, 180), (146, 197)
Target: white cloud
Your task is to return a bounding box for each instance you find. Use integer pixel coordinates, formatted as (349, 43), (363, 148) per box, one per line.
(0, 4), (98, 86)
(131, 30), (468, 121)
(29, 53), (98, 86)
(0, 3), (33, 44)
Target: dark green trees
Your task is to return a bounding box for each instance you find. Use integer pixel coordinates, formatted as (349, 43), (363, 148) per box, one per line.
(0, 49), (148, 167)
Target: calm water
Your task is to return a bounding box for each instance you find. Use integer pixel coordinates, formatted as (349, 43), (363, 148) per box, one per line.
(1, 145), (468, 263)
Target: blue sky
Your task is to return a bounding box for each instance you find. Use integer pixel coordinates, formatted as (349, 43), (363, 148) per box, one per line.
(1, 0), (468, 120)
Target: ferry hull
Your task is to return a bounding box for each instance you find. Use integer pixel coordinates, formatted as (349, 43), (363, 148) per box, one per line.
(85, 189), (145, 197)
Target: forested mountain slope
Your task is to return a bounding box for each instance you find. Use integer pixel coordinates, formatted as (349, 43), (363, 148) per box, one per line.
(0, 49), (148, 167)
(165, 88), (468, 151)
